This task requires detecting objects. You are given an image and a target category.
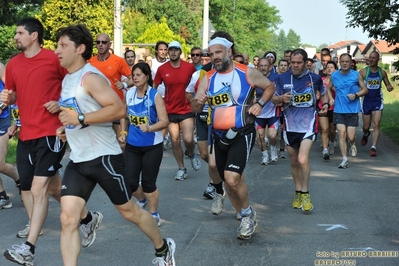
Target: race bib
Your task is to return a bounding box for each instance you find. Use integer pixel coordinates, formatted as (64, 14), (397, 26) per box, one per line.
(290, 88), (313, 107)
(208, 92), (231, 107)
(128, 109), (149, 126)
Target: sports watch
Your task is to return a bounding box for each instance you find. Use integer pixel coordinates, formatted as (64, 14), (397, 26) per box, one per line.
(257, 99), (265, 107)
(78, 113), (85, 126)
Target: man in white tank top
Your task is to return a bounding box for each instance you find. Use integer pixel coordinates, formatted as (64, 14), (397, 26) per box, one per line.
(55, 25), (176, 266)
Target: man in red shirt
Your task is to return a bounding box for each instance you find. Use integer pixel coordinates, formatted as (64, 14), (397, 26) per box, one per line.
(154, 41), (201, 180)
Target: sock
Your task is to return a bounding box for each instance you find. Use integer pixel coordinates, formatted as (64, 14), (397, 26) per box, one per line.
(295, 190), (301, 194)
(241, 206), (252, 216)
(301, 191), (309, 194)
(371, 145), (376, 149)
(179, 167), (186, 171)
(323, 148), (328, 153)
(151, 212), (159, 217)
(214, 182), (224, 195)
(0, 191), (7, 199)
(80, 211), (92, 225)
(155, 239), (168, 257)
(262, 150), (268, 156)
(25, 241), (35, 254)
(343, 156), (348, 161)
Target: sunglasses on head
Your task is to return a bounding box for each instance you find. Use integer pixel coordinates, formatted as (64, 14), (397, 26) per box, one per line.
(96, 40), (108, 45)
(191, 53), (200, 57)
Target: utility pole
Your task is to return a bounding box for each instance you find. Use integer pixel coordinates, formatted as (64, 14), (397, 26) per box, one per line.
(202, 0), (209, 49)
(114, 0), (123, 57)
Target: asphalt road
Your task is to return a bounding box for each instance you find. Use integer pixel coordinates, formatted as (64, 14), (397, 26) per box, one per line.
(1, 124), (399, 266)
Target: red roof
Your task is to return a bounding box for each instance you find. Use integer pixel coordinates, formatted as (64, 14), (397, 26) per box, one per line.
(357, 44), (366, 52)
(326, 40), (363, 49)
(369, 40), (399, 53)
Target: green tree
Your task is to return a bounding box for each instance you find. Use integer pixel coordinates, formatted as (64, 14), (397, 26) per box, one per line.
(0, 25), (18, 62)
(122, 7), (154, 44)
(209, 0), (281, 56)
(0, 0), (43, 25)
(128, 0), (201, 46)
(340, 0), (399, 77)
(37, 0), (114, 48)
(136, 18), (190, 56)
(286, 29), (301, 50)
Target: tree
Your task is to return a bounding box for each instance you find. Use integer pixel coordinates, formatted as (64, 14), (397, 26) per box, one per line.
(122, 8), (154, 44)
(286, 29), (301, 50)
(37, 0), (114, 48)
(209, 0), (281, 56)
(340, 0), (399, 77)
(128, 0), (202, 46)
(0, 0), (43, 25)
(0, 25), (18, 62)
(136, 17), (190, 57)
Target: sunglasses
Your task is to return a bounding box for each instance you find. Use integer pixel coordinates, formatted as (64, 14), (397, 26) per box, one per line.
(191, 53), (200, 57)
(96, 40), (108, 45)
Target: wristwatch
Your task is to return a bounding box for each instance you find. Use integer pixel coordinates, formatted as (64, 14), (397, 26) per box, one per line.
(257, 99), (265, 107)
(77, 113), (85, 126)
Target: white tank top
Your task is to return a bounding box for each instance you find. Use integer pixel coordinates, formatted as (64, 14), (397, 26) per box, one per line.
(60, 63), (122, 162)
(151, 57), (168, 97)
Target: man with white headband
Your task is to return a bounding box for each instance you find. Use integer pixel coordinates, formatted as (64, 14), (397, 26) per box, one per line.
(192, 34), (275, 240)
(263, 51), (278, 73)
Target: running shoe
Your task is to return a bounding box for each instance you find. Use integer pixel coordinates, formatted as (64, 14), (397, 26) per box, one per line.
(328, 142), (335, 155)
(203, 183), (216, 199)
(350, 143), (357, 157)
(80, 211), (103, 248)
(261, 154), (269, 165)
(361, 132), (369, 146)
(137, 199), (148, 209)
(190, 154), (201, 171)
(174, 168), (188, 181)
(292, 192), (302, 209)
(211, 192), (225, 215)
(322, 149), (330, 160)
(338, 159), (349, 169)
(270, 145), (278, 162)
(301, 193), (313, 212)
(370, 147), (377, 157)
(163, 137), (171, 149)
(4, 243), (34, 266)
(16, 221), (43, 238)
(235, 212), (242, 221)
(279, 150), (287, 159)
(237, 209), (258, 240)
(0, 197), (12, 209)
(152, 238), (176, 266)
(152, 213), (162, 227)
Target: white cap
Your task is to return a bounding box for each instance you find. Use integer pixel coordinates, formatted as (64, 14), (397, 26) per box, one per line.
(208, 37), (233, 49)
(168, 41), (182, 50)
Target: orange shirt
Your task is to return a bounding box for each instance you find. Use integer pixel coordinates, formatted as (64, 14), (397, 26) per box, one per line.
(88, 54), (132, 99)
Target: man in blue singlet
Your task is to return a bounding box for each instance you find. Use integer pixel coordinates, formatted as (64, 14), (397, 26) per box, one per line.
(359, 51), (394, 157)
(327, 53), (368, 169)
(273, 48), (329, 212)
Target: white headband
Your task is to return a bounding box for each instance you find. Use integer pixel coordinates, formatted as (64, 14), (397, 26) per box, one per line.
(208, 37), (233, 49)
(265, 53), (275, 59)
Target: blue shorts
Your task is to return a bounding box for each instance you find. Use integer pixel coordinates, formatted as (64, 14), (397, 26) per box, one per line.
(255, 116), (280, 129)
(362, 101), (383, 115)
(0, 116), (11, 137)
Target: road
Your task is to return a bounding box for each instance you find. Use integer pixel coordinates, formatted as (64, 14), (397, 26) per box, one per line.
(1, 126), (399, 266)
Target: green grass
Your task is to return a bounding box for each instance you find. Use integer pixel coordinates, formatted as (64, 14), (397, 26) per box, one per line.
(380, 74), (399, 146)
(6, 136), (17, 165)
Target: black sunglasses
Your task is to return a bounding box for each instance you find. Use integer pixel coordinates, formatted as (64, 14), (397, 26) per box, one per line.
(191, 53), (200, 57)
(96, 40), (108, 45)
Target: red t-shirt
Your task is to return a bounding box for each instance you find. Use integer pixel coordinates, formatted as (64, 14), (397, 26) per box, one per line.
(5, 49), (67, 141)
(88, 54), (132, 100)
(154, 60), (196, 114)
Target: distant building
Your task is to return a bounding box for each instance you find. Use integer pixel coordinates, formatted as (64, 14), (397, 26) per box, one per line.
(327, 40), (364, 58)
(362, 40), (399, 72)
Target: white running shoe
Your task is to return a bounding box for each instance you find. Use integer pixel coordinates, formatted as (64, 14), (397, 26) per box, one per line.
(350, 143), (357, 157)
(211, 192), (225, 215)
(80, 211), (103, 248)
(152, 238), (176, 266)
(175, 168), (188, 181)
(270, 145), (278, 162)
(4, 243), (34, 266)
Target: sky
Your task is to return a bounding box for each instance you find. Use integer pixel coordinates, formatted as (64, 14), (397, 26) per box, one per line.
(266, 0), (371, 46)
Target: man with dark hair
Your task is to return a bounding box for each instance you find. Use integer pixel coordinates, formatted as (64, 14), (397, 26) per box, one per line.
(315, 48), (331, 73)
(327, 53), (368, 168)
(154, 41), (200, 180)
(284, 50), (292, 62)
(233, 54), (245, 64)
(55, 24), (175, 266)
(124, 49), (136, 68)
(277, 59), (289, 74)
(263, 51), (278, 73)
(273, 48), (329, 212)
(2, 18), (100, 266)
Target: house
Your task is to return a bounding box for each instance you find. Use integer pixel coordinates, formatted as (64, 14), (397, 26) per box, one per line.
(362, 40), (399, 72)
(352, 44), (366, 62)
(326, 40), (364, 58)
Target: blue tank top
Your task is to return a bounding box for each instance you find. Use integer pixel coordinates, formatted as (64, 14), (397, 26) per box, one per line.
(0, 80), (10, 119)
(363, 69), (383, 103)
(126, 86), (163, 147)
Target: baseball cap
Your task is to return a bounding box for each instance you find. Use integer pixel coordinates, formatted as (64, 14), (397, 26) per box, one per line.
(168, 41), (182, 50)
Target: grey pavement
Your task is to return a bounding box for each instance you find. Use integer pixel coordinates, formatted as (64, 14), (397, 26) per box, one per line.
(1, 125), (399, 266)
